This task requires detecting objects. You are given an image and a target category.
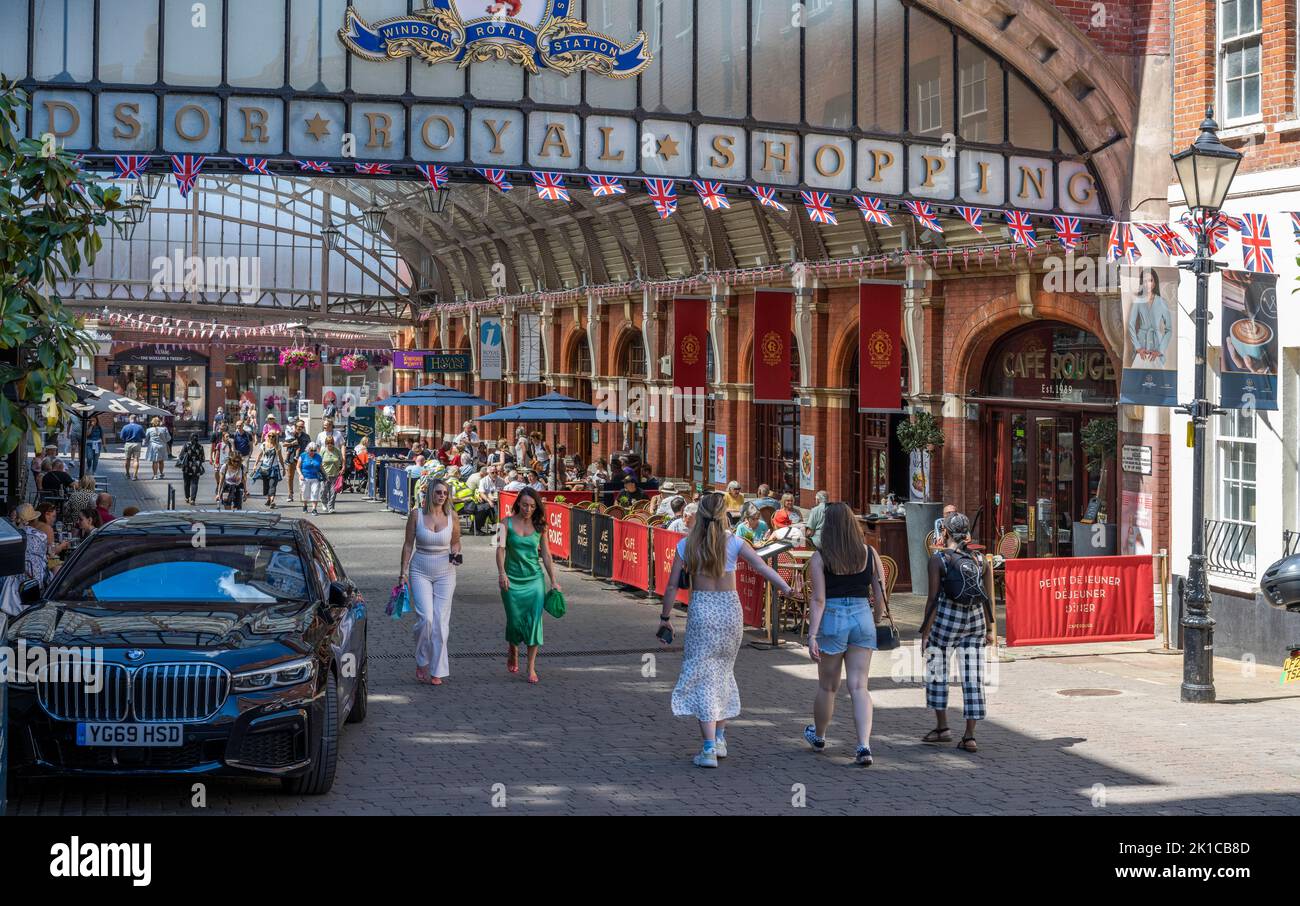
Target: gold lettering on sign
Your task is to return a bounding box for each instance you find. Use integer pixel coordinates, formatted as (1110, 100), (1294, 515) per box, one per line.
(484, 118), (512, 156)
(866, 148), (895, 183)
(240, 106), (269, 144)
(112, 102), (141, 140)
(365, 112), (393, 149)
(975, 160), (991, 195)
(709, 134), (735, 169)
(42, 100), (80, 138)
(421, 115), (455, 152)
(1067, 171), (1096, 205)
(598, 126), (625, 162)
(538, 122), (571, 159)
(921, 154), (945, 188)
(1017, 165), (1047, 202)
(174, 104), (211, 142)
(760, 140), (793, 175)
(813, 144), (845, 179)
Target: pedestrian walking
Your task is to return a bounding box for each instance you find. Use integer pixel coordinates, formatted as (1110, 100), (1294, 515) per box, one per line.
(144, 417), (171, 479)
(804, 502), (888, 766)
(216, 451), (248, 510)
(496, 487), (561, 685)
(176, 435), (207, 506)
(657, 492), (791, 768)
(252, 433), (286, 508)
(400, 477), (462, 686)
(119, 415), (144, 481)
(84, 418), (103, 475)
(284, 418), (310, 502)
(298, 442), (323, 515)
(920, 512), (994, 753)
(320, 435), (343, 514)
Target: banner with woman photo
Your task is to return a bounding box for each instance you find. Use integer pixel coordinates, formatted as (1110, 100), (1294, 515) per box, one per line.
(1220, 269), (1279, 411)
(1119, 266), (1179, 407)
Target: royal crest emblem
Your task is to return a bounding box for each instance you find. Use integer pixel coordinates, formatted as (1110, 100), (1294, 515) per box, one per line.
(340, 1), (652, 78)
(867, 329), (893, 371)
(680, 333), (701, 367)
(760, 331), (784, 368)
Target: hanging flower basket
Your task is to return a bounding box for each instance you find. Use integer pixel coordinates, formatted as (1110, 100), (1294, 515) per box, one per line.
(233, 347), (261, 364)
(338, 353), (370, 373)
(279, 347), (320, 369)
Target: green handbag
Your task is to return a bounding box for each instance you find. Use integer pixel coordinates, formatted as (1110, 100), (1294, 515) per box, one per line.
(543, 587), (566, 619)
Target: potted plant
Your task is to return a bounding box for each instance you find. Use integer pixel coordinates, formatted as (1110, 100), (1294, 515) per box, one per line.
(279, 347), (320, 369)
(896, 410), (946, 597)
(338, 353), (369, 373)
(1073, 416), (1118, 557)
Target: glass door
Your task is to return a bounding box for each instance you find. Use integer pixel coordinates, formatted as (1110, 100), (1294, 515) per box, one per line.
(1033, 415), (1078, 557)
(987, 408), (1085, 557)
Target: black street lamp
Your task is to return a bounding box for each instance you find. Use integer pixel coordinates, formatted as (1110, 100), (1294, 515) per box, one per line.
(1170, 108), (1243, 704)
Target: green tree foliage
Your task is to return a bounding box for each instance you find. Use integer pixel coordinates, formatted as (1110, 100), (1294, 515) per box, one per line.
(895, 409), (945, 455)
(0, 76), (122, 455)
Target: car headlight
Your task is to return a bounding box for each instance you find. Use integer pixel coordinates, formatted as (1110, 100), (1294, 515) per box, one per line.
(231, 658), (316, 693)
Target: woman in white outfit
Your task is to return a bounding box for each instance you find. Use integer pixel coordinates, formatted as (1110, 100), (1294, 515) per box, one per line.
(657, 492), (791, 768)
(399, 477), (462, 686)
(144, 417), (171, 480)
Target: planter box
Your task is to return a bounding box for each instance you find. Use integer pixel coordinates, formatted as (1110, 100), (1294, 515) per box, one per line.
(904, 502), (945, 598)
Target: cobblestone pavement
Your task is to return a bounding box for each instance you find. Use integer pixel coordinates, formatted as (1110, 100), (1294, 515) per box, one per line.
(11, 455), (1300, 815)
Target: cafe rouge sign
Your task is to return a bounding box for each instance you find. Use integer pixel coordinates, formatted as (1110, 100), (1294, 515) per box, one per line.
(987, 325), (1118, 405)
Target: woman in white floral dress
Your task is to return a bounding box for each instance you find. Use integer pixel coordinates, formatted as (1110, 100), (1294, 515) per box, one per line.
(657, 493), (791, 768)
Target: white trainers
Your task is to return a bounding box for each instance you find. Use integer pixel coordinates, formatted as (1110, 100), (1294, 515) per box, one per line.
(714, 737), (728, 759)
(692, 746), (719, 768)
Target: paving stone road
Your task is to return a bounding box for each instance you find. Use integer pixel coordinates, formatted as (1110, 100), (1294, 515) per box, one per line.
(11, 454), (1300, 815)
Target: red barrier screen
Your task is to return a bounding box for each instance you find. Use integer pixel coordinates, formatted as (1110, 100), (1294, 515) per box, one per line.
(652, 527), (689, 605)
(612, 519), (651, 590)
(544, 503), (571, 559)
(498, 491), (519, 523)
(1004, 555), (1155, 646)
(735, 557), (767, 628)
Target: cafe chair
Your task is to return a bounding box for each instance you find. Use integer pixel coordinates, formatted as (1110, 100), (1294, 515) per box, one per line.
(878, 553), (899, 600)
(925, 529), (939, 553)
(775, 551), (809, 638)
(991, 529), (1022, 600)
(606, 505), (625, 520)
(759, 505), (776, 526)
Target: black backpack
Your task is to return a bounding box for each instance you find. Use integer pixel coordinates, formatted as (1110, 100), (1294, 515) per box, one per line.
(939, 548), (989, 607)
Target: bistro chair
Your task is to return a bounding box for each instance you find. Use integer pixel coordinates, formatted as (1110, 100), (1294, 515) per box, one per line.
(606, 505), (625, 520)
(878, 553), (899, 600)
(775, 551), (809, 638)
(925, 530), (939, 554)
(991, 529), (1023, 600)
(759, 505), (776, 526)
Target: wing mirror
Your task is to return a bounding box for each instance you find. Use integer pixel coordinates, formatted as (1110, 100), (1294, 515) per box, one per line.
(327, 580), (349, 609)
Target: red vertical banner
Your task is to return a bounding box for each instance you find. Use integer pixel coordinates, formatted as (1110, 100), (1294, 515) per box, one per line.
(652, 527), (690, 604)
(613, 519), (651, 590)
(544, 503), (571, 560)
(735, 557), (767, 628)
(858, 282), (903, 412)
(752, 290), (794, 404)
(673, 298), (709, 391)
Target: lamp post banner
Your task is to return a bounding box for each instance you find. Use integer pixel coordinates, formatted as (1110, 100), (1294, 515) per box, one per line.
(1004, 555), (1155, 647)
(1119, 266), (1180, 407)
(1219, 269), (1279, 411)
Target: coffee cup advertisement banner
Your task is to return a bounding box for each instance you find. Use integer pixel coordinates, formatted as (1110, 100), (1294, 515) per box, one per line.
(1220, 269), (1279, 412)
(1119, 266), (1179, 407)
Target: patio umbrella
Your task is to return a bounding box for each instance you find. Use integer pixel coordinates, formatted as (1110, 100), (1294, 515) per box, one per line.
(65, 383), (172, 478)
(478, 393), (625, 490)
(372, 380), (496, 409)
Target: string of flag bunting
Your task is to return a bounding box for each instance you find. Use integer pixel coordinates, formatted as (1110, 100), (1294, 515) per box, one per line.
(102, 312), (391, 347)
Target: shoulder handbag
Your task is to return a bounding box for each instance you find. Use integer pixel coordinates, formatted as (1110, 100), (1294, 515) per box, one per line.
(543, 586), (566, 619)
(869, 546), (901, 650)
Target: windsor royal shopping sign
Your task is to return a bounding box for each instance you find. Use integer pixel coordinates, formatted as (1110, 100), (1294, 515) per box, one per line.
(340, 1), (652, 78)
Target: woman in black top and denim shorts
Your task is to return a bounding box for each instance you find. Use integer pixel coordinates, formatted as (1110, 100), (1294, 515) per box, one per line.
(804, 502), (888, 765)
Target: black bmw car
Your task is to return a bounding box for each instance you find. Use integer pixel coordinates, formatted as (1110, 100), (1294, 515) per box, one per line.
(5, 511), (367, 795)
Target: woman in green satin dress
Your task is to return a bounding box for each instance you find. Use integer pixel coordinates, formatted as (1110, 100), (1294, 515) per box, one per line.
(496, 487), (561, 684)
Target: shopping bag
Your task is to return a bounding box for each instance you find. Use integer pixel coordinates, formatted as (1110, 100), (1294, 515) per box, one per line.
(386, 582), (411, 620)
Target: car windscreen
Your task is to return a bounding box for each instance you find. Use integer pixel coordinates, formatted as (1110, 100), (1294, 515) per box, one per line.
(47, 539), (310, 603)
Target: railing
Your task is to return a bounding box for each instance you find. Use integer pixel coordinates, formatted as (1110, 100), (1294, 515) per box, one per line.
(1205, 520), (1256, 579)
(1285, 530), (1300, 558)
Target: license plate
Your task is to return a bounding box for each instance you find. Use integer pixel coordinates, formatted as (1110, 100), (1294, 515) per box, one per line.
(1283, 656), (1300, 685)
(76, 723), (183, 747)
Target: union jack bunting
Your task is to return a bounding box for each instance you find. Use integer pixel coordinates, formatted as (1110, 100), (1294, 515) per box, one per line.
(170, 155), (206, 198)
(903, 200), (943, 233)
(954, 206), (985, 234)
(852, 195), (892, 226)
(239, 158), (270, 175)
(1179, 211), (1231, 255)
(70, 154), (88, 198)
(1134, 223), (1179, 257)
(354, 163), (392, 176)
(297, 160), (334, 172)
(748, 185), (789, 212)
(1288, 211), (1300, 242)
(1003, 211), (1038, 248)
(692, 180), (731, 211)
(532, 172), (570, 202)
(474, 168), (513, 192)
(801, 191), (838, 226)
(416, 164), (449, 189)
(1106, 222), (1139, 263)
(1239, 212), (1275, 274)
(113, 156), (152, 180)
(1050, 215), (1083, 251)
(587, 175), (626, 197)
(644, 178), (678, 219)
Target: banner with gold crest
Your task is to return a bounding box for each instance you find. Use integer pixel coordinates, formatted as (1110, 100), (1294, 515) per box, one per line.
(858, 282), (903, 412)
(672, 298), (708, 391)
(752, 290), (793, 405)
